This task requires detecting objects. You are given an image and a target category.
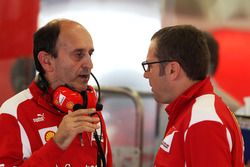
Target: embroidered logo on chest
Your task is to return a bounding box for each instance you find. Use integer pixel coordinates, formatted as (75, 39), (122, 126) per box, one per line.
(44, 130), (56, 142)
(160, 126), (179, 153)
(38, 126), (58, 145)
(33, 113), (45, 123)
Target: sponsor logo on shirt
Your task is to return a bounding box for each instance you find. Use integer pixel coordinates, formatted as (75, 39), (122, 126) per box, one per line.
(38, 126), (58, 145)
(160, 126), (178, 153)
(45, 130), (56, 142)
(33, 113), (45, 123)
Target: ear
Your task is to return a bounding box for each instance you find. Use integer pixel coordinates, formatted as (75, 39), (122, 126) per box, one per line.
(37, 51), (54, 73)
(167, 61), (181, 80)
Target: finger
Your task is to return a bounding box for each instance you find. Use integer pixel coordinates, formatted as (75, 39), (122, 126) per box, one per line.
(73, 115), (100, 123)
(71, 108), (97, 116)
(73, 121), (100, 129)
(74, 122), (100, 133)
(84, 108), (97, 115)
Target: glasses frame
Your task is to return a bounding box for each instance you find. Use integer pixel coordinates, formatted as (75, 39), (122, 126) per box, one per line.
(141, 59), (175, 72)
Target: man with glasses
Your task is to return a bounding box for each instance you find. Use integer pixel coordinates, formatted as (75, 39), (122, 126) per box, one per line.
(142, 25), (244, 167)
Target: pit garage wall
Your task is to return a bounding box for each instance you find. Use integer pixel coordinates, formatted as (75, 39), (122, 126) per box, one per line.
(160, 0), (250, 104)
(213, 28), (250, 104)
(0, 0), (39, 105)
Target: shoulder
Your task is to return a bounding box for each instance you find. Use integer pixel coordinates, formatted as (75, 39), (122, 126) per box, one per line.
(0, 88), (33, 118)
(189, 94), (223, 127)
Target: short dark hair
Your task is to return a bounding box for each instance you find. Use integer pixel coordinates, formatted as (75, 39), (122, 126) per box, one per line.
(151, 25), (210, 80)
(33, 20), (60, 74)
(203, 32), (219, 76)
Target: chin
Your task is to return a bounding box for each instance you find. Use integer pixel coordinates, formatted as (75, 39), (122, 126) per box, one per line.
(153, 94), (165, 104)
(67, 83), (87, 92)
(78, 84), (88, 92)
(154, 98), (162, 103)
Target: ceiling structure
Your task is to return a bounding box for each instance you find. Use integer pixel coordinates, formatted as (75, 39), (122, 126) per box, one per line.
(41, 0), (250, 30)
(161, 0), (250, 30)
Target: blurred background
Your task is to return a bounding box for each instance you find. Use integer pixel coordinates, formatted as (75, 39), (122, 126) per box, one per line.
(1, 0), (250, 166)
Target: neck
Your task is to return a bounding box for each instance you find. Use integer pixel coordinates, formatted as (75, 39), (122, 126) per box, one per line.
(171, 77), (199, 102)
(35, 73), (50, 92)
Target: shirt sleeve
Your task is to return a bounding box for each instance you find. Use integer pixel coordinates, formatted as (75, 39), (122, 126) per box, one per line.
(0, 113), (65, 167)
(184, 121), (232, 167)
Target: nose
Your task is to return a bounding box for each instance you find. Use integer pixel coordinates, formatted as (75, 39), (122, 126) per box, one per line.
(82, 54), (93, 70)
(143, 71), (149, 79)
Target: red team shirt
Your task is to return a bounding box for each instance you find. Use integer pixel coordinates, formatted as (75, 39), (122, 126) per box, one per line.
(0, 81), (112, 167)
(154, 77), (244, 167)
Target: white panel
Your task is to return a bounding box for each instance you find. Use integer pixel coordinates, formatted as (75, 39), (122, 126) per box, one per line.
(189, 94), (223, 128)
(0, 89), (32, 118)
(18, 122), (32, 159)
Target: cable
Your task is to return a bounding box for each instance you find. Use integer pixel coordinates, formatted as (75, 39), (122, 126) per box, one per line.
(93, 113), (106, 167)
(90, 73), (102, 104)
(90, 73), (106, 167)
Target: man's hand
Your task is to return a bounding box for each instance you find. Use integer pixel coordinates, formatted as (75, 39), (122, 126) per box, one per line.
(53, 108), (100, 150)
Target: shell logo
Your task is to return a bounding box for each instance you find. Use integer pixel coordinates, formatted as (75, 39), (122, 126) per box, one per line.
(45, 130), (56, 142)
(66, 101), (74, 110)
(54, 99), (59, 105)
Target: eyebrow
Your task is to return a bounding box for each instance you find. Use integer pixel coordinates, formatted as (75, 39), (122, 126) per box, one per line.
(72, 48), (94, 54)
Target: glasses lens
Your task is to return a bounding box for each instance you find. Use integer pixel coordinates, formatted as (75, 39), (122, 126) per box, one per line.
(144, 64), (149, 72)
(142, 62), (149, 72)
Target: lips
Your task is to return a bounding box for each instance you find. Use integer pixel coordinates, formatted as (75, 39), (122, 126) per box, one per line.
(79, 74), (89, 79)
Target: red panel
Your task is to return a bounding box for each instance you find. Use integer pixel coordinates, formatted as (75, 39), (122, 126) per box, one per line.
(0, 0), (39, 59)
(0, 0), (39, 105)
(213, 28), (250, 103)
(0, 59), (16, 105)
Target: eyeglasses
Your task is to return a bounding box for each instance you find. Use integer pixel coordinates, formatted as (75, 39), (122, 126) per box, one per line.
(141, 59), (174, 72)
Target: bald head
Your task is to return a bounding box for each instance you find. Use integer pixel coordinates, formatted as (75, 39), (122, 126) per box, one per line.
(48, 19), (86, 30)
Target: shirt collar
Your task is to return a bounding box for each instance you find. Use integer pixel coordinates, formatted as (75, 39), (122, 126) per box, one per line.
(166, 77), (213, 118)
(29, 81), (64, 116)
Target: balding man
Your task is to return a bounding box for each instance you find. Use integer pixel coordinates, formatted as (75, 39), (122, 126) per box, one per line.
(0, 19), (112, 167)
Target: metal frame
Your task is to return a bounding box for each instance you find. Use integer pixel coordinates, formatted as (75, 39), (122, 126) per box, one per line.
(97, 86), (145, 167)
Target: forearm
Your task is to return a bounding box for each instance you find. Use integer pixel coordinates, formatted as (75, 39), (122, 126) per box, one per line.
(20, 140), (64, 167)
